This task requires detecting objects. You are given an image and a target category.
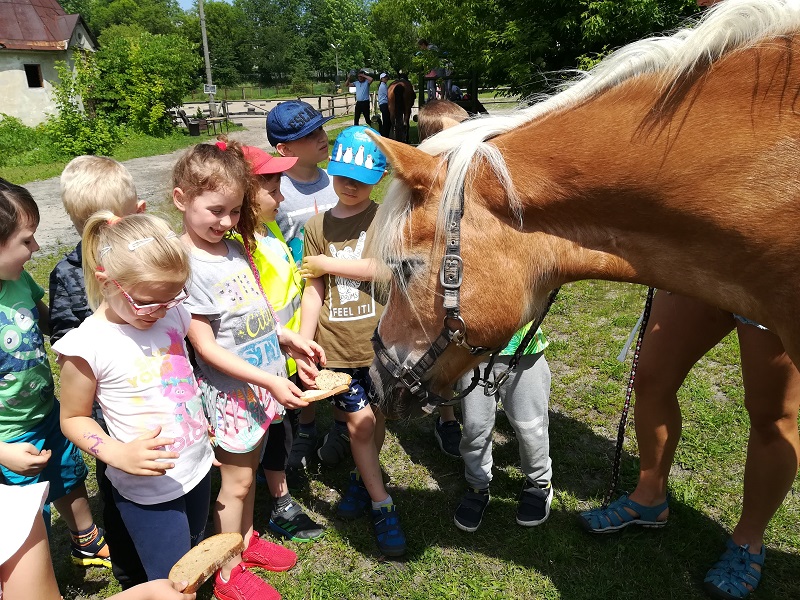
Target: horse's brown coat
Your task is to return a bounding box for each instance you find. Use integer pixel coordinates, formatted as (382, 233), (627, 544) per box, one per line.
(369, 5), (800, 415)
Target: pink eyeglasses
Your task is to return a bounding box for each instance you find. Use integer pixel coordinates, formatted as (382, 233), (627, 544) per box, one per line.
(112, 280), (189, 315)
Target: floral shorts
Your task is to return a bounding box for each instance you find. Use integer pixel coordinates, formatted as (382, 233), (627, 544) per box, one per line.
(198, 379), (278, 454)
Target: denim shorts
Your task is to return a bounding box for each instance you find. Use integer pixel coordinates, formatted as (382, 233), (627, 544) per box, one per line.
(0, 402), (88, 504)
(328, 367), (374, 413)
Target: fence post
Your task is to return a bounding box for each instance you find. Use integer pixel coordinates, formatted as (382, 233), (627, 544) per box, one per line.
(330, 97), (335, 117)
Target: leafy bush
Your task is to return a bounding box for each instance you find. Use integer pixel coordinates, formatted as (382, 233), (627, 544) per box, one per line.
(0, 115), (64, 168)
(94, 26), (201, 136)
(43, 55), (121, 157)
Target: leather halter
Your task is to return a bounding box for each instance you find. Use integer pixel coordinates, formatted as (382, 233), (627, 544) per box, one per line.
(372, 181), (559, 412)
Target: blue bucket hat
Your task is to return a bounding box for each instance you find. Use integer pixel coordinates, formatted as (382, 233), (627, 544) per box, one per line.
(266, 100), (334, 146)
(328, 126), (387, 185)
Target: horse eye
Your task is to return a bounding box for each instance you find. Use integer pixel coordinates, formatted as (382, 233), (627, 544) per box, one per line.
(388, 258), (417, 282)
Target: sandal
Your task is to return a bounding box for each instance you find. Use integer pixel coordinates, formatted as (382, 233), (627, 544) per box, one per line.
(704, 538), (765, 600)
(579, 494), (668, 534)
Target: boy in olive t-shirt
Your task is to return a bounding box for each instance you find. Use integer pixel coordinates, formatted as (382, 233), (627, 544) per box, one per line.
(296, 126), (406, 557)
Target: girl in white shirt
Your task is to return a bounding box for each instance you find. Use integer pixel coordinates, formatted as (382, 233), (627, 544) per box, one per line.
(55, 212), (214, 582)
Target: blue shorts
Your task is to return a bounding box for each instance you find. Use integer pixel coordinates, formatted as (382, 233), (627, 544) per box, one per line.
(0, 402), (88, 505)
(328, 367), (375, 413)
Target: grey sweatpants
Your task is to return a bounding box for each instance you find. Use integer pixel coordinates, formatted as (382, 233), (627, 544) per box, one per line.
(458, 353), (552, 489)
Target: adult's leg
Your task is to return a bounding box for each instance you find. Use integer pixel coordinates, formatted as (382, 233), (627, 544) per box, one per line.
(627, 292), (734, 512)
(734, 323), (800, 550)
(379, 103), (391, 137)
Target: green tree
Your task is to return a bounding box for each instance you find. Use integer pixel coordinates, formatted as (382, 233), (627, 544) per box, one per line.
(94, 26), (200, 134)
(203, 1), (252, 86)
(369, 0), (417, 75)
(86, 0), (183, 36)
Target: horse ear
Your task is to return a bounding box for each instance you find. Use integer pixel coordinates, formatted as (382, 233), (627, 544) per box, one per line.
(370, 133), (439, 196)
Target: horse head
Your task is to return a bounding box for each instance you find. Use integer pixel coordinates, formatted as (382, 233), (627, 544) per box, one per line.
(369, 131), (557, 418)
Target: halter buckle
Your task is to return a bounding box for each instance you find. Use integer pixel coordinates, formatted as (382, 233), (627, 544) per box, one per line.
(439, 254), (463, 290)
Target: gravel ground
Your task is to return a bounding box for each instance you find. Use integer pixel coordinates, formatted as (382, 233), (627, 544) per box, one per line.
(26, 118), (273, 251)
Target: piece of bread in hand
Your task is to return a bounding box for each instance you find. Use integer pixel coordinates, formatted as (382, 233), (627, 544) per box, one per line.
(168, 532), (244, 593)
(315, 369), (352, 390)
(301, 370), (353, 402)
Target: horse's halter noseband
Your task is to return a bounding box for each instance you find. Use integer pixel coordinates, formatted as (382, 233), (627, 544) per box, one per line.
(371, 181), (559, 412)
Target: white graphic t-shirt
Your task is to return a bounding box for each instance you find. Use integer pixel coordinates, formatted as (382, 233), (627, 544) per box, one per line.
(52, 306), (213, 505)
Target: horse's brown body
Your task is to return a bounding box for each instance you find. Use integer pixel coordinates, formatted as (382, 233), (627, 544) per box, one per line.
(369, 13), (800, 417)
(387, 80), (415, 143)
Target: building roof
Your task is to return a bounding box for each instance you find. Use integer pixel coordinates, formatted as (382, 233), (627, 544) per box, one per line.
(0, 0), (90, 51)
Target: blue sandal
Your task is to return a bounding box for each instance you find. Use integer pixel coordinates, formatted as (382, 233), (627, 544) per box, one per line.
(579, 494), (668, 533)
(704, 538), (765, 600)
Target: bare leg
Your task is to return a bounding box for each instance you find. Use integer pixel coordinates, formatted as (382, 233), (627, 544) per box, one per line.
(214, 446), (259, 579)
(0, 514), (61, 599)
(264, 470), (288, 498)
(347, 406), (388, 502)
(627, 292), (734, 515)
(438, 405), (457, 422)
(733, 323), (800, 552)
(51, 483), (93, 531)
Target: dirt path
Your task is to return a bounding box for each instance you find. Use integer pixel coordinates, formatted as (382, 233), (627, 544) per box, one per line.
(27, 119), (272, 251)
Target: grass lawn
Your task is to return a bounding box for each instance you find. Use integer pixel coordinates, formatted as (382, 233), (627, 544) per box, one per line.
(16, 115), (799, 600)
(0, 125), (244, 186)
(26, 259), (800, 599)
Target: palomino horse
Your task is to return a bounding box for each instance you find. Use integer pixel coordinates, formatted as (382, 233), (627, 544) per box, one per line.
(387, 79), (416, 143)
(369, 0), (800, 418)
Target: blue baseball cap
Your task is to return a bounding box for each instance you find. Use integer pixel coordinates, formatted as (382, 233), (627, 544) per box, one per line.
(328, 126), (387, 185)
(266, 100), (333, 146)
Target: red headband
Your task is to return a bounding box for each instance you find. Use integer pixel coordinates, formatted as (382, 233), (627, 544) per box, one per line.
(216, 141), (227, 151)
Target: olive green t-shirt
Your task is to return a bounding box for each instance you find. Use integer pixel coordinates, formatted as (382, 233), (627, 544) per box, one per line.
(303, 202), (383, 368)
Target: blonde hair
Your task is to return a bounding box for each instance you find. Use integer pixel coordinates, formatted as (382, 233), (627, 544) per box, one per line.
(171, 137), (259, 251)
(418, 100), (469, 143)
(60, 156), (138, 232)
(82, 211), (189, 311)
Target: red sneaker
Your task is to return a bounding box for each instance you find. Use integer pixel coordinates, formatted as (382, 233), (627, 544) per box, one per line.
(241, 531), (297, 572)
(213, 563), (280, 600)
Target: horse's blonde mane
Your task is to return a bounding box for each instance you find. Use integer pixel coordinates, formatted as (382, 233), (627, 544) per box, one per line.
(375, 0), (800, 268)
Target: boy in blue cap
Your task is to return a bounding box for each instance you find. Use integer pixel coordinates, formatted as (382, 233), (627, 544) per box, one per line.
(267, 100), (349, 479)
(295, 126), (406, 557)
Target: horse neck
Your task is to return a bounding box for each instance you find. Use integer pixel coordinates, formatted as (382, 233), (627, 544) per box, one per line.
(489, 57), (799, 314)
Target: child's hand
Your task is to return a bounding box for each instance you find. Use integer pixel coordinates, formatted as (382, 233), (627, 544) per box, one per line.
(129, 579), (196, 599)
(266, 375), (309, 410)
(294, 354), (320, 390)
(116, 427), (179, 476)
(0, 442), (51, 476)
(279, 330), (327, 366)
(299, 255), (331, 279)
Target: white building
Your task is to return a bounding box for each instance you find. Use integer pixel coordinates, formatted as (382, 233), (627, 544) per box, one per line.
(0, 0), (96, 126)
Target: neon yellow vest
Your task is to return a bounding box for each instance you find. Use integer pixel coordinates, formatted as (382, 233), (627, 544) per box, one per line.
(234, 224), (303, 375)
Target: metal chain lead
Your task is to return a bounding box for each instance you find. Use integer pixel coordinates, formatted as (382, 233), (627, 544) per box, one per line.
(602, 286), (655, 508)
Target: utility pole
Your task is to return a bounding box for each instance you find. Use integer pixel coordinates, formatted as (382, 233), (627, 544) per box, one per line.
(198, 0), (217, 117)
(331, 43), (340, 92)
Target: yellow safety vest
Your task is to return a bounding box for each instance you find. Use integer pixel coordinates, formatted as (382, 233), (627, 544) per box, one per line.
(234, 224), (303, 375)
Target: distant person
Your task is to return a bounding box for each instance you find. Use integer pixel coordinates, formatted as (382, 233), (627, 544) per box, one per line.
(417, 39), (442, 102)
(344, 70), (374, 126)
(377, 73), (391, 137)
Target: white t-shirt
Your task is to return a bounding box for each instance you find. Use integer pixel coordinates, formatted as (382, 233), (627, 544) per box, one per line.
(52, 306), (213, 505)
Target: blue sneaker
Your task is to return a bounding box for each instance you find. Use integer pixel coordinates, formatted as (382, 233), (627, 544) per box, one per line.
(371, 504), (407, 557)
(336, 471), (370, 519)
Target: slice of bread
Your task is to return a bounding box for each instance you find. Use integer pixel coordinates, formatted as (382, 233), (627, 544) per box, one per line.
(315, 370), (352, 390)
(301, 384), (351, 403)
(168, 532), (244, 593)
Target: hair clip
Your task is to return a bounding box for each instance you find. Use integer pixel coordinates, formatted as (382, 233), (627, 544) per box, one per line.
(96, 265), (105, 272)
(107, 216), (122, 226)
(216, 141), (227, 151)
(99, 246), (112, 258)
(128, 237), (155, 251)
(166, 231), (178, 240)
